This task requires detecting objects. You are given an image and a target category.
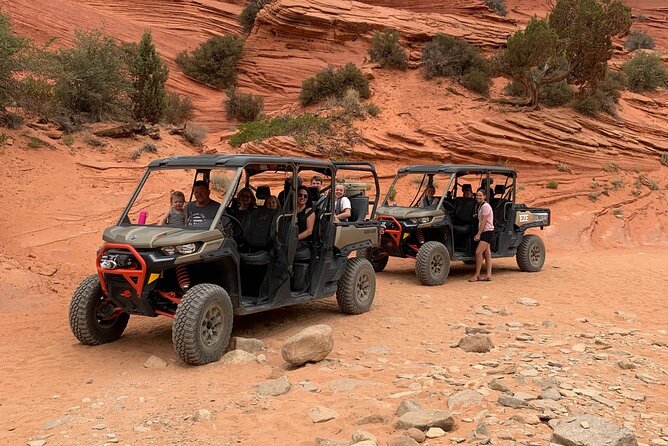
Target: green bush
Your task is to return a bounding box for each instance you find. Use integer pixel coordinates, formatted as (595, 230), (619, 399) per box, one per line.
(229, 114), (331, 147)
(163, 91), (194, 125)
(338, 88), (365, 118)
(55, 29), (131, 121)
(131, 142), (158, 160)
(503, 81), (526, 97)
(485, 0), (507, 16)
(539, 80), (573, 107)
(15, 77), (56, 117)
(661, 153), (668, 167)
(0, 111), (24, 129)
(572, 69), (626, 116)
(546, 180), (559, 189)
(27, 136), (48, 149)
(130, 31), (169, 124)
(622, 52), (668, 92)
(224, 88), (264, 122)
(572, 95), (600, 116)
(0, 13), (27, 110)
(421, 34), (491, 95)
(369, 28), (407, 70)
(300, 63), (371, 106)
(365, 103), (381, 117)
(183, 123), (208, 146)
(62, 133), (74, 146)
(462, 69), (491, 97)
(624, 31), (655, 51)
(240, 0), (272, 34)
(176, 36), (244, 90)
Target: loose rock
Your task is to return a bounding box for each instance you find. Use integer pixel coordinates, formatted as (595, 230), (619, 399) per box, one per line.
(394, 409), (455, 431)
(405, 428), (426, 443)
(551, 415), (637, 446)
(389, 437), (419, 446)
(351, 430), (377, 444)
(396, 399), (422, 417)
(42, 417), (68, 430)
(257, 375), (291, 397)
(229, 336), (266, 354)
(448, 389), (483, 410)
(309, 405), (338, 423)
(282, 324), (333, 367)
(426, 427), (446, 438)
(220, 350), (256, 364)
(498, 394), (529, 408)
(517, 297), (539, 306)
(143, 355), (167, 368)
(192, 409), (211, 422)
(457, 335), (494, 353)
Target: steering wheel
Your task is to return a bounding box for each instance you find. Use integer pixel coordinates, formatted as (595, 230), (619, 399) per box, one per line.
(219, 213), (243, 237)
(442, 200), (456, 213)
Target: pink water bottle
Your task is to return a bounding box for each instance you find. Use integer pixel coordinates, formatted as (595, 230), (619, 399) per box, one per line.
(138, 210), (148, 225)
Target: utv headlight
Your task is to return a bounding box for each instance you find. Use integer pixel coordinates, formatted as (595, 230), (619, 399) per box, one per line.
(161, 246), (176, 255)
(161, 243), (198, 255)
(175, 243), (197, 254)
(407, 218), (418, 224)
(417, 217), (432, 224)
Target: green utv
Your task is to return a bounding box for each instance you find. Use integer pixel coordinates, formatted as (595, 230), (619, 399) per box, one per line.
(359, 165), (550, 285)
(69, 155), (382, 365)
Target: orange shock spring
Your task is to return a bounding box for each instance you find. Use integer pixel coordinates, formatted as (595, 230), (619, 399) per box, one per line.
(176, 265), (191, 291)
(417, 228), (425, 245)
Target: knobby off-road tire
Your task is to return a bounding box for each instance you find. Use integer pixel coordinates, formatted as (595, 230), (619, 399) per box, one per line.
(69, 274), (130, 345)
(356, 247), (389, 273)
(415, 241), (451, 286)
(516, 234), (546, 272)
(173, 283), (233, 366)
(336, 257), (376, 315)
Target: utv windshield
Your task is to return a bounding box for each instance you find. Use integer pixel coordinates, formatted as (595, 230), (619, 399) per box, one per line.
(383, 172), (453, 208)
(119, 166), (240, 230)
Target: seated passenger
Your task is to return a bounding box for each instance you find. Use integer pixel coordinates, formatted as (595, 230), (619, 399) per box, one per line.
(310, 175), (323, 195)
(185, 181), (220, 229)
(419, 185), (438, 208)
(229, 187), (256, 225)
(296, 186), (315, 244)
(264, 195), (279, 210)
(334, 183), (351, 222)
(159, 190), (186, 227)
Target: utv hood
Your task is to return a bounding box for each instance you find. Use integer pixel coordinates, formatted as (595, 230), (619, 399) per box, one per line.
(377, 206), (443, 220)
(102, 225), (223, 248)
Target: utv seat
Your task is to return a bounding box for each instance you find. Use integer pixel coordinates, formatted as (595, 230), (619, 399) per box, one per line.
(349, 196), (369, 222)
(239, 207), (276, 266)
(452, 198), (476, 235)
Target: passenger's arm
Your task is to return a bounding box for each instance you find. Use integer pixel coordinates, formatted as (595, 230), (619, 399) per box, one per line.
(298, 211), (316, 240)
(158, 209), (170, 226)
(335, 208), (351, 221)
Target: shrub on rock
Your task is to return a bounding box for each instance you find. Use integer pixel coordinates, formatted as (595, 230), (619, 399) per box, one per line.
(369, 28), (408, 70)
(176, 35), (244, 90)
(300, 63), (371, 106)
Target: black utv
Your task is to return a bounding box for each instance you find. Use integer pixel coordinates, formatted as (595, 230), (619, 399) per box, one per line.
(69, 155), (382, 365)
(359, 165), (550, 285)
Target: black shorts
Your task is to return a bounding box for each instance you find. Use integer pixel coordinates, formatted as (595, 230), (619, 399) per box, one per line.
(479, 230), (494, 244)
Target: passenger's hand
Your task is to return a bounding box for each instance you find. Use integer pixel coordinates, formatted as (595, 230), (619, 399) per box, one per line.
(474, 234), (480, 242)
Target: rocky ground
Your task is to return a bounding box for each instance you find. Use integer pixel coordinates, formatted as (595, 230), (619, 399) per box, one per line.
(1, 249), (667, 446)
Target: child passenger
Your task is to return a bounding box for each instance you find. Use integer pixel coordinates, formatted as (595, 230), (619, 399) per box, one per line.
(159, 190), (186, 227)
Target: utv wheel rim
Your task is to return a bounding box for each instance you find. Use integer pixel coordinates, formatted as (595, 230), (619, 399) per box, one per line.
(356, 271), (371, 303)
(430, 253), (444, 276)
(530, 244), (542, 265)
(95, 296), (120, 328)
(201, 305), (224, 347)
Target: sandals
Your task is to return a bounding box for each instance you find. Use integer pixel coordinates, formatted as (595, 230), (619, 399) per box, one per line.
(469, 276), (492, 282)
(468, 277), (480, 282)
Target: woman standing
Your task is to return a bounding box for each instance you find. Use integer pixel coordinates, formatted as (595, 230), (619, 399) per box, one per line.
(469, 188), (494, 282)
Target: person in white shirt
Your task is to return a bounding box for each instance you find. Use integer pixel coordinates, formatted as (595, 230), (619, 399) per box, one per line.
(334, 183), (351, 222)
